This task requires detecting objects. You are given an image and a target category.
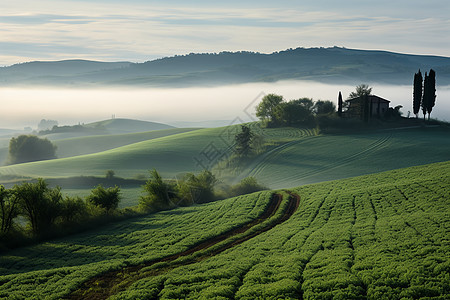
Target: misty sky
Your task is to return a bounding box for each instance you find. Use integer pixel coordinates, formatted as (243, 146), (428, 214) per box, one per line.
(1, 0), (450, 65)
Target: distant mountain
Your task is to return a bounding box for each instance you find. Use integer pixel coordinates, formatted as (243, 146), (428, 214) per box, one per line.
(1, 47), (450, 86)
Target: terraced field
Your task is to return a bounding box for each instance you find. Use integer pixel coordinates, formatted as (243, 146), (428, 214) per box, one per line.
(0, 161), (448, 299)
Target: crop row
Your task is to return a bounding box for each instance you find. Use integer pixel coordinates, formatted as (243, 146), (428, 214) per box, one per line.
(111, 161), (449, 299)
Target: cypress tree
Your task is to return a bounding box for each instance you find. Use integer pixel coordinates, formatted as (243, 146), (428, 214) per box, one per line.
(426, 69), (436, 120)
(413, 70), (422, 118)
(422, 72), (429, 121)
(338, 91), (343, 117)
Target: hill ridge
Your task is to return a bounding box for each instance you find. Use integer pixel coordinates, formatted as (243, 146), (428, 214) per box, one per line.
(2, 47), (450, 86)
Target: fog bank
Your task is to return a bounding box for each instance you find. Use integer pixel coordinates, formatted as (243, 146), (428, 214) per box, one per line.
(1, 81), (449, 129)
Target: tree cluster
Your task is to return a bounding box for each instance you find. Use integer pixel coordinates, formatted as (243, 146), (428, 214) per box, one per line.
(0, 180), (121, 241)
(413, 69), (436, 120)
(256, 94), (335, 127)
(139, 169), (267, 212)
(8, 135), (57, 165)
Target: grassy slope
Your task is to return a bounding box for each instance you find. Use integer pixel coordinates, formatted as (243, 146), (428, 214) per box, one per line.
(0, 127), (234, 179)
(0, 126), (448, 190)
(238, 127), (450, 189)
(0, 161), (448, 299)
(52, 128), (199, 158)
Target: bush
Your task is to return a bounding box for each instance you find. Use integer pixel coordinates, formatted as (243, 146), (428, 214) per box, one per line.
(231, 177), (267, 196)
(8, 135), (57, 164)
(86, 185), (121, 214)
(178, 170), (217, 204)
(140, 169), (176, 212)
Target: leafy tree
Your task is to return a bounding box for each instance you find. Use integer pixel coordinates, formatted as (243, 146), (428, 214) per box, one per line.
(178, 170), (217, 204)
(8, 135), (57, 164)
(338, 91), (343, 117)
(314, 100), (336, 115)
(0, 185), (18, 234)
(13, 179), (63, 235)
(348, 84), (372, 99)
(235, 125), (254, 157)
(140, 169), (175, 211)
(275, 98), (315, 126)
(413, 70), (423, 118)
(86, 185), (121, 214)
(255, 94), (284, 124)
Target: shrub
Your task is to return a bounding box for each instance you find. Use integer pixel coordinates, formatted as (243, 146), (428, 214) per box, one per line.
(140, 169), (176, 211)
(231, 177), (267, 196)
(86, 185), (121, 214)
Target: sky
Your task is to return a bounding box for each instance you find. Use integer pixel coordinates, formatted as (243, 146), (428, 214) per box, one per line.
(1, 0), (450, 66)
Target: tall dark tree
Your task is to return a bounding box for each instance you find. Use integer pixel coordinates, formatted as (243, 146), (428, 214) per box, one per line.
(413, 70), (423, 118)
(422, 72), (429, 120)
(338, 91), (343, 117)
(235, 125), (254, 157)
(426, 69), (436, 120)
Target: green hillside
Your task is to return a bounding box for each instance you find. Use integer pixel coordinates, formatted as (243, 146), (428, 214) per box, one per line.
(0, 161), (448, 299)
(52, 128), (198, 158)
(0, 125), (448, 192)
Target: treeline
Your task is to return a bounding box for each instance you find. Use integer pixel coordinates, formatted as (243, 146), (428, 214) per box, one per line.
(256, 94), (336, 127)
(0, 170), (265, 250)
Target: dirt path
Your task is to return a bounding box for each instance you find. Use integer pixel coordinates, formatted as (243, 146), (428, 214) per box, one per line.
(67, 192), (300, 300)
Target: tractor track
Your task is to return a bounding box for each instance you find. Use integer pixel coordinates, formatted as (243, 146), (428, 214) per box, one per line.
(67, 192), (300, 300)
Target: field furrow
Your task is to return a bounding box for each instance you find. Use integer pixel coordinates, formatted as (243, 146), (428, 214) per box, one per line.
(67, 193), (299, 299)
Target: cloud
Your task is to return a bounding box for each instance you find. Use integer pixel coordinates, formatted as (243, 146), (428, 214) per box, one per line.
(0, 1), (449, 66)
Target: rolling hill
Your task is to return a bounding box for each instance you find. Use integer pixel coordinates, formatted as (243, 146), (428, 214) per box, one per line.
(0, 124), (448, 191)
(1, 47), (450, 86)
(0, 161), (448, 299)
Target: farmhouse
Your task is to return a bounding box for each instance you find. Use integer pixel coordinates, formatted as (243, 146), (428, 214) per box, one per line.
(345, 94), (390, 119)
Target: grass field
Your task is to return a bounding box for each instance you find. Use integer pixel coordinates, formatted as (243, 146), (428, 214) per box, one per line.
(0, 161), (448, 299)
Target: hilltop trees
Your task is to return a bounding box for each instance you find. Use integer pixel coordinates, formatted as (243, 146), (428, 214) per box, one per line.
(413, 69), (437, 121)
(256, 94), (284, 124)
(256, 94), (335, 127)
(338, 91), (343, 117)
(8, 135), (57, 164)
